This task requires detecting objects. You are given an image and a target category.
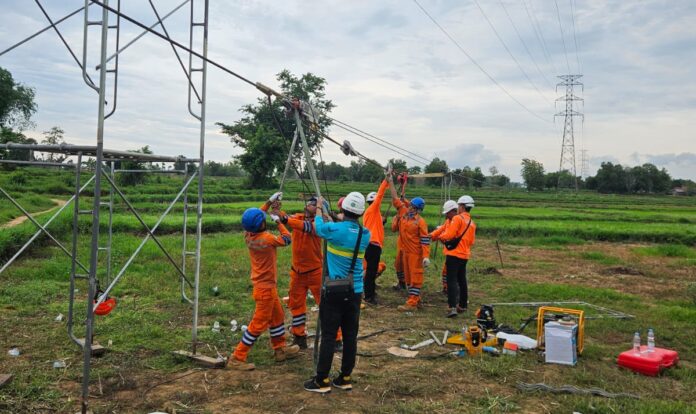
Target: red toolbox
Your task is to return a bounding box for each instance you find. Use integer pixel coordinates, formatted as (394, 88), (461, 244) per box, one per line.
(617, 346), (679, 376)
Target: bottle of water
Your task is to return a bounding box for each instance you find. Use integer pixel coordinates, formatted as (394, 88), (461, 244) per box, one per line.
(647, 328), (655, 353)
(633, 332), (641, 354)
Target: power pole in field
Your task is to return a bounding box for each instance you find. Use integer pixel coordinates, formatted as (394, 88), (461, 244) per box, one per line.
(580, 149), (589, 179)
(555, 74), (583, 190)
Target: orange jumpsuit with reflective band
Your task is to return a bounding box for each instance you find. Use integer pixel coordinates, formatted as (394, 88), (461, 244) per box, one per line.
(232, 224), (291, 362)
(393, 199), (430, 306)
(285, 213), (324, 337)
(432, 212), (476, 259)
(391, 199), (410, 285)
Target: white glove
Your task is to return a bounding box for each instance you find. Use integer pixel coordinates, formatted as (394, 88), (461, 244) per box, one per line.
(269, 192), (283, 202)
(422, 258), (431, 268)
(269, 214), (280, 223)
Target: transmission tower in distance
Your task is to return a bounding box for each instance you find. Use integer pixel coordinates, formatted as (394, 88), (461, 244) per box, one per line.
(555, 74), (584, 190)
(580, 149), (590, 179)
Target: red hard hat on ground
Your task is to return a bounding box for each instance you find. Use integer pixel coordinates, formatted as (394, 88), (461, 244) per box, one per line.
(94, 297), (116, 316)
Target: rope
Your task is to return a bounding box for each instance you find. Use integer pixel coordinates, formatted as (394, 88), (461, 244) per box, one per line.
(516, 382), (640, 400)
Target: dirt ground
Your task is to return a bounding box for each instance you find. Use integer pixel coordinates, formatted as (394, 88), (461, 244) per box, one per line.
(47, 240), (695, 413)
(0, 198), (66, 229)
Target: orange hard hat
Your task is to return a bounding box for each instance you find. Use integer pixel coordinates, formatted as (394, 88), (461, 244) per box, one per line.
(94, 297), (116, 316)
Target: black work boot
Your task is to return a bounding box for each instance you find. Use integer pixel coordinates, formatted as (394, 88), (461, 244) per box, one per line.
(292, 335), (308, 350)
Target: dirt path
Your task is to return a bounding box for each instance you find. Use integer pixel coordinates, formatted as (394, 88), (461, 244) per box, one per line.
(0, 198), (67, 229)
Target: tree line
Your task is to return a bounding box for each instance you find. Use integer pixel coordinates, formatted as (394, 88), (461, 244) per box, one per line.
(521, 158), (694, 195)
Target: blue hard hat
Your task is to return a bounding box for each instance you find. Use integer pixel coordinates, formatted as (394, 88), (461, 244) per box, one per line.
(242, 208), (266, 232)
(411, 197), (425, 210)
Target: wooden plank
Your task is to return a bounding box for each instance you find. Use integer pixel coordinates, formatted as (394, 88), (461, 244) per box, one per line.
(76, 339), (106, 357)
(408, 173), (445, 178)
(0, 374), (12, 388)
(172, 350), (225, 368)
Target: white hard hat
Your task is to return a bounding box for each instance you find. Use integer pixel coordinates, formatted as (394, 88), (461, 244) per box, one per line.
(342, 192), (366, 215)
(457, 195), (475, 207)
(366, 191), (377, 202)
(442, 200), (458, 214)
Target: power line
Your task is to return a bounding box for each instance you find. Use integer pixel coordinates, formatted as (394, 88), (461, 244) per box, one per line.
(411, 0), (550, 124)
(521, 0), (557, 76)
(472, 0), (551, 104)
(569, 0), (582, 73)
(497, 0), (555, 91)
(329, 117), (432, 164)
(554, 0), (572, 74)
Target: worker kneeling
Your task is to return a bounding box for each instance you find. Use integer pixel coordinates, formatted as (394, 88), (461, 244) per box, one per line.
(227, 206), (300, 371)
(304, 192), (371, 394)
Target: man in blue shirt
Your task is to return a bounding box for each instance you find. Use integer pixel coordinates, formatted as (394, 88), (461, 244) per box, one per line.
(304, 192), (371, 394)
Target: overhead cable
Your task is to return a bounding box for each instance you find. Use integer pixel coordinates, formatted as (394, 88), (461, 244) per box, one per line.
(553, 0), (572, 74)
(569, 0), (582, 73)
(521, 0), (557, 76)
(472, 0), (551, 104)
(412, 0), (551, 123)
(497, 0), (555, 91)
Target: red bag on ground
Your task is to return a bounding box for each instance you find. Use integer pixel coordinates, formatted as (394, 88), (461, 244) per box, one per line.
(617, 346), (679, 376)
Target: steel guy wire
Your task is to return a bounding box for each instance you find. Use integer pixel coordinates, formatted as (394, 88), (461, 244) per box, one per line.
(412, 0), (551, 124)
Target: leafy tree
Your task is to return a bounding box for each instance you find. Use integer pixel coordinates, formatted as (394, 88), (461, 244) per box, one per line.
(41, 126), (66, 162)
(204, 160), (245, 177)
(388, 158), (408, 173)
(424, 157), (448, 186)
(471, 167), (485, 188)
(0, 67), (37, 131)
(0, 127), (37, 166)
(593, 162), (627, 193)
(116, 146), (153, 186)
(407, 166), (422, 175)
(520, 158), (545, 191)
(218, 70), (335, 188)
(495, 174), (510, 187)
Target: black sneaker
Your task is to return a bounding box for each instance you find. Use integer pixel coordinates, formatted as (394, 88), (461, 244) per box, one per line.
(292, 335), (308, 350)
(446, 307), (458, 318)
(334, 340), (343, 353)
(392, 282), (406, 291)
(304, 376), (331, 394)
(364, 296), (378, 306)
(332, 374), (353, 391)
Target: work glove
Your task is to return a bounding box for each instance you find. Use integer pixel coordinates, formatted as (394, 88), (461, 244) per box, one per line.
(422, 258), (431, 268)
(269, 213), (281, 223)
(269, 192), (283, 203)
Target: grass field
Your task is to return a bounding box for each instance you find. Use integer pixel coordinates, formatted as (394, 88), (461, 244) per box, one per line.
(0, 169), (695, 413)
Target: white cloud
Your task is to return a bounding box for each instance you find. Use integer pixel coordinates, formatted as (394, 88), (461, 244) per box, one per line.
(1, 0), (695, 182)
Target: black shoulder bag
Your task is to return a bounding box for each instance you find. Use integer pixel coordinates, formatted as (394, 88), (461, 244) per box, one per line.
(322, 225), (363, 301)
(443, 217), (472, 251)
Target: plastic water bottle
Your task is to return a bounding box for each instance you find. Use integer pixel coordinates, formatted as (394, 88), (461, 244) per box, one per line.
(647, 328), (655, 353)
(633, 332), (641, 354)
(230, 320), (238, 332)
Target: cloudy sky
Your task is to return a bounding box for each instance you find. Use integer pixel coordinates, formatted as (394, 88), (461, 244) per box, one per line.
(1, 0), (695, 181)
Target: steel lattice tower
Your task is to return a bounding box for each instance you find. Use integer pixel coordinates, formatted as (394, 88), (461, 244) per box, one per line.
(555, 75), (584, 190)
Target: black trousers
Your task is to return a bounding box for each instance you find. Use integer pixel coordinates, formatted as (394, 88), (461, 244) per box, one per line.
(363, 243), (382, 300)
(445, 256), (468, 309)
(316, 293), (361, 381)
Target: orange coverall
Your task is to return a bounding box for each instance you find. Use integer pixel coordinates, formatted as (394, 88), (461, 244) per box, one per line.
(391, 198), (411, 287)
(430, 217), (452, 292)
(232, 223), (291, 362)
(431, 212), (476, 259)
(393, 199), (430, 306)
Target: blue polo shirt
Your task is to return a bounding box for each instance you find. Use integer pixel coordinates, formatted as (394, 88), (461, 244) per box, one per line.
(314, 216), (371, 294)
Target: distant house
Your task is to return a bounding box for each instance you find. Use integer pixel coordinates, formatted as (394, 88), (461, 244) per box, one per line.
(672, 186), (688, 196)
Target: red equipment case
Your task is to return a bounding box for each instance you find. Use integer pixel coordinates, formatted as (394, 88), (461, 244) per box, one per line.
(617, 346), (679, 376)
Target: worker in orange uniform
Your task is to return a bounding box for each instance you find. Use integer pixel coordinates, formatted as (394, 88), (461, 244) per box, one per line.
(430, 196), (476, 318)
(260, 193), (342, 350)
(390, 197), (411, 291)
(227, 201), (300, 371)
(387, 177), (430, 312)
(431, 200), (458, 295)
(362, 170), (390, 305)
